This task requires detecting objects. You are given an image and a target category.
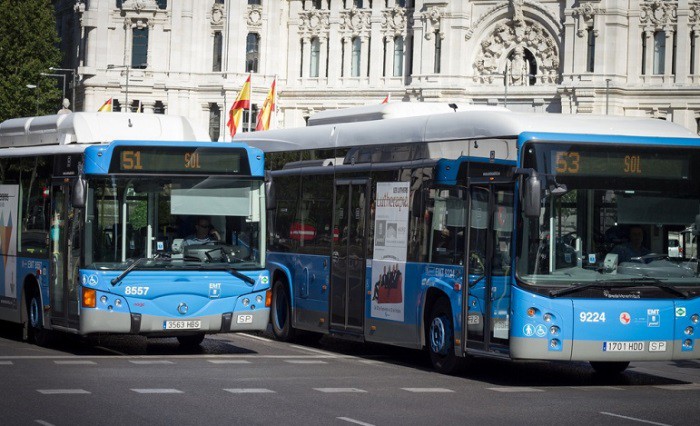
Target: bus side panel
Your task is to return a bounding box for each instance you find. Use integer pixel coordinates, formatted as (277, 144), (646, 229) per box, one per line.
(268, 252), (329, 334)
(510, 287), (574, 360)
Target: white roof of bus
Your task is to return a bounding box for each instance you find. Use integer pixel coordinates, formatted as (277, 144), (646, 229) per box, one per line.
(0, 112), (210, 148)
(237, 104), (699, 153)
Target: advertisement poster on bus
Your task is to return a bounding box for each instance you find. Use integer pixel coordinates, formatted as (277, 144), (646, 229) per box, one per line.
(0, 185), (18, 307)
(371, 182), (409, 321)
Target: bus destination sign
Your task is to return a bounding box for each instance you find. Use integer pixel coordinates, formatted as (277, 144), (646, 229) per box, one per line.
(551, 150), (689, 179)
(110, 146), (246, 175)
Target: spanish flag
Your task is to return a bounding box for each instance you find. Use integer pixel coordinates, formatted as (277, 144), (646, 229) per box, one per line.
(255, 78), (276, 131)
(98, 97), (112, 112)
(227, 75), (251, 137)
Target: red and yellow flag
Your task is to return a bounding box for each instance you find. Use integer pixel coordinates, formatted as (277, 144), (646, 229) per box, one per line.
(98, 97), (112, 112)
(227, 75), (251, 137)
(255, 79), (276, 131)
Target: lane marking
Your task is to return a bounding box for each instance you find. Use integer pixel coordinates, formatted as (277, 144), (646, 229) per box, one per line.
(337, 417), (375, 426)
(35, 420), (56, 426)
(600, 412), (671, 426)
(284, 359), (327, 364)
(0, 361), (13, 365)
(487, 387), (544, 393)
(131, 389), (183, 394)
(207, 360), (251, 364)
(236, 333), (275, 343)
(654, 383), (700, 390)
(223, 388), (275, 394)
(401, 388), (454, 393)
(570, 386), (623, 391)
(289, 344), (339, 356)
(53, 360), (96, 365)
(129, 360), (174, 365)
(37, 389), (91, 395)
(314, 388), (366, 393)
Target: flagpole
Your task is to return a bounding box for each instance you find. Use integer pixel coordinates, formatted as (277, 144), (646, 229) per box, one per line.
(248, 74), (253, 132)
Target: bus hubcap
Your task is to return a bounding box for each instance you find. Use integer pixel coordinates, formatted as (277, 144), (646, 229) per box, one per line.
(29, 297), (40, 328)
(430, 316), (448, 355)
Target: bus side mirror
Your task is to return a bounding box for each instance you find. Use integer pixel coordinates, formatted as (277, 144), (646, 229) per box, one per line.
(265, 171), (276, 211)
(72, 175), (86, 209)
(523, 173), (542, 219)
(694, 215), (700, 236)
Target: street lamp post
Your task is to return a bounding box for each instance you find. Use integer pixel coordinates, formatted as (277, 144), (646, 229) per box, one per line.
(605, 78), (611, 115)
(48, 67), (77, 111)
(107, 64), (131, 111)
(26, 84), (39, 115)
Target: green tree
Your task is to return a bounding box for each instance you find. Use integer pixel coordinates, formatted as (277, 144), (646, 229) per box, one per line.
(0, 0), (63, 122)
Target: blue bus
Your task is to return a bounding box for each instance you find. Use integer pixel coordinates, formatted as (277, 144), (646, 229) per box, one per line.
(239, 103), (700, 374)
(0, 113), (270, 346)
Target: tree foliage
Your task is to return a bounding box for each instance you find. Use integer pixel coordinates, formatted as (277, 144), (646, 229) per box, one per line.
(0, 0), (63, 122)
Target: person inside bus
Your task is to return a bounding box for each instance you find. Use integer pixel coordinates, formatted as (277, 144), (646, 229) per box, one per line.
(610, 225), (650, 263)
(183, 216), (221, 246)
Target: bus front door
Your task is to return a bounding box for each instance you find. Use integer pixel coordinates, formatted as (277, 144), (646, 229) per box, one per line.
(330, 179), (368, 335)
(49, 182), (81, 329)
(464, 184), (514, 355)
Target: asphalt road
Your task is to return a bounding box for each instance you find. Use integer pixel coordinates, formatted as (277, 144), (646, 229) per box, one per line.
(1, 323), (699, 426)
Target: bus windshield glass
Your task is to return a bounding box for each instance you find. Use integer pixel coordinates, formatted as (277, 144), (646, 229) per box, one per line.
(87, 176), (264, 271)
(517, 142), (700, 290)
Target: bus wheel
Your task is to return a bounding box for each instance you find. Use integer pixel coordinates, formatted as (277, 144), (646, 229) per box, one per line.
(27, 291), (52, 347)
(177, 333), (205, 347)
(428, 297), (464, 375)
(590, 361), (630, 375)
(271, 280), (295, 342)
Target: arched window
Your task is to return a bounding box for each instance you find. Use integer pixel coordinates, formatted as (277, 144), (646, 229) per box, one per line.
(246, 33), (260, 73)
(393, 36), (404, 77)
(131, 26), (148, 68)
(351, 37), (361, 77)
(653, 31), (665, 75)
(213, 31), (223, 72)
(310, 38), (321, 77)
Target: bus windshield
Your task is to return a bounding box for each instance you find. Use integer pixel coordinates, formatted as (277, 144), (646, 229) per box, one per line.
(87, 176), (264, 271)
(517, 142), (700, 291)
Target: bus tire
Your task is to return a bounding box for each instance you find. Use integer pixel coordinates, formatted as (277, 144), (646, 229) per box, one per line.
(26, 287), (53, 347)
(177, 333), (205, 347)
(589, 361), (630, 375)
(427, 297), (464, 375)
(271, 279), (295, 342)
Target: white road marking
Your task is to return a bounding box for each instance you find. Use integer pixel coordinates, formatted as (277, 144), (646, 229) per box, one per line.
(654, 383), (700, 390)
(37, 389), (91, 395)
(284, 359), (327, 364)
(53, 360), (96, 365)
(487, 387), (544, 393)
(570, 386), (623, 391)
(223, 388), (275, 394)
(314, 388), (366, 393)
(35, 420), (56, 426)
(131, 389), (183, 394)
(401, 388), (454, 393)
(236, 333), (275, 343)
(0, 361), (13, 365)
(289, 344), (339, 356)
(337, 417), (375, 426)
(600, 412), (671, 426)
(129, 360), (174, 365)
(207, 359), (251, 364)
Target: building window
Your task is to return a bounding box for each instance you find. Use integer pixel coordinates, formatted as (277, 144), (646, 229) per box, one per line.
(311, 0), (322, 9)
(351, 37), (361, 77)
(213, 31), (223, 72)
(382, 38), (387, 77)
(300, 39), (305, 77)
(586, 26), (595, 72)
(691, 32), (696, 75)
(130, 100), (142, 113)
(248, 0), (261, 5)
(341, 40), (345, 77)
(209, 103), (221, 141)
(113, 99), (122, 112)
(310, 38), (320, 77)
(131, 26), (148, 68)
(154, 100), (165, 114)
(393, 36), (404, 76)
(406, 35), (413, 77)
(641, 33), (647, 75)
(156, 0), (167, 9)
(434, 32), (441, 74)
(653, 30), (665, 75)
(354, 0), (363, 7)
(242, 104), (259, 133)
(246, 33), (260, 73)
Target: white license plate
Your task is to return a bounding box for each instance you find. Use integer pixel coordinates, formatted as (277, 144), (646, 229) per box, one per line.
(603, 341), (644, 352)
(649, 341), (668, 352)
(237, 314), (253, 324)
(163, 320), (201, 330)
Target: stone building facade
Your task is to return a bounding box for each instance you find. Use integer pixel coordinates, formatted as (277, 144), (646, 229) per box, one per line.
(53, 0), (700, 139)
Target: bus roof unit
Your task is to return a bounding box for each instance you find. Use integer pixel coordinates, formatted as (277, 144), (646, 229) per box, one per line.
(0, 112), (210, 148)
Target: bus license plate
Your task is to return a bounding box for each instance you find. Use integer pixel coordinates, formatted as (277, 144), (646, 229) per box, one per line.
(163, 320), (201, 330)
(603, 341), (644, 352)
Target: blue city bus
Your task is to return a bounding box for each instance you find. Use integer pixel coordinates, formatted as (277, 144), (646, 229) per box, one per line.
(239, 103), (700, 374)
(0, 113), (270, 346)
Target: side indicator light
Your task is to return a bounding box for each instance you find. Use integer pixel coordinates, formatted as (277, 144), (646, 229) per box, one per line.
(265, 290), (272, 307)
(82, 288), (96, 308)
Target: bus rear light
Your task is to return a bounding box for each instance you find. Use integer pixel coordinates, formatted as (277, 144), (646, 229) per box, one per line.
(265, 290), (272, 307)
(82, 288), (96, 308)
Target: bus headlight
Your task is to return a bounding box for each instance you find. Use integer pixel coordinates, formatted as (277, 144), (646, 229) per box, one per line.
(100, 296), (108, 304)
(684, 339), (693, 349)
(691, 314), (699, 324)
(115, 299), (122, 308)
(242, 298), (250, 307)
(550, 326), (560, 335)
(685, 326), (694, 336)
(543, 313), (553, 322)
(256, 295), (263, 303)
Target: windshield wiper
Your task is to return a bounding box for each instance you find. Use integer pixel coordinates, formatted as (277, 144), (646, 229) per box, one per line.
(111, 257), (151, 286)
(211, 266), (256, 286)
(550, 278), (689, 298)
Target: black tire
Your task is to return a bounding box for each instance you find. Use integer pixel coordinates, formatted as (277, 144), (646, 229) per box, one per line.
(177, 333), (205, 347)
(27, 289), (53, 347)
(590, 361), (630, 375)
(271, 280), (295, 342)
(427, 297), (465, 375)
